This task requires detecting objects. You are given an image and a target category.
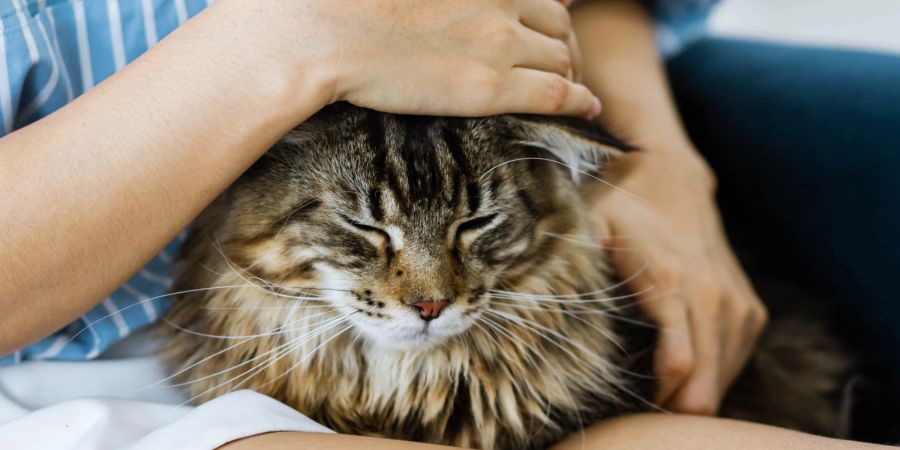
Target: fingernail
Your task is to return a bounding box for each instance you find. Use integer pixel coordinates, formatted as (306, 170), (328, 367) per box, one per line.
(588, 96), (602, 118)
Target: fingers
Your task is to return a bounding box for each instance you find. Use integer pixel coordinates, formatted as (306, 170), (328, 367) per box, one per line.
(604, 230), (694, 407)
(586, 153), (767, 419)
(605, 217), (722, 414)
(518, 0), (572, 40)
(718, 251), (768, 389)
(659, 255), (765, 415)
(651, 300), (694, 407)
(567, 31), (583, 82)
(496, 68), (601, 117)
(513, 25), (572, 77)
(666, 277), (724, 415)
(516, 0), (581, 80)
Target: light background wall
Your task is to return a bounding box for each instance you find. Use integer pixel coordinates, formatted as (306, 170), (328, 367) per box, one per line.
(710, 0), (900, 55)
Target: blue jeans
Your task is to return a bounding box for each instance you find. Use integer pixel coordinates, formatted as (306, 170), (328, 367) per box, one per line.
(668, 38), (900, 394)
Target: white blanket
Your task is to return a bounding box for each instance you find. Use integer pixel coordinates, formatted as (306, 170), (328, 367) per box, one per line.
(0, 331), (331, 449)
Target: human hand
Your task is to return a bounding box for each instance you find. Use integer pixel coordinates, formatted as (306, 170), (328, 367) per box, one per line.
(588, 149), (768, 414)
(212, 0), (598, 119)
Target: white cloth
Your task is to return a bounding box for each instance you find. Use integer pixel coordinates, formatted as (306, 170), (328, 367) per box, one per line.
(0, 331), (331, 449)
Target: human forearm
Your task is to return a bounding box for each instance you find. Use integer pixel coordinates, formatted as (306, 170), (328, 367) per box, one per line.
(571, 0), (769, 415)
(0, 3), (325, 354)
(572, 0), (700, 156)
(219, 432), (459, 450)
(552, 414), (888, 450)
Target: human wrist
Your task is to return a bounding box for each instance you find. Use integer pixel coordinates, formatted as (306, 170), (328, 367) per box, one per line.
(193, 0), (336, 132)
(593, 103), (715, 192)
(628, 145), (718, 194)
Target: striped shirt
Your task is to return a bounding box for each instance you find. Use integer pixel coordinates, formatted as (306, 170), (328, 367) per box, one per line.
(0, 0), (207, 365)
(0, 0), (717, 364)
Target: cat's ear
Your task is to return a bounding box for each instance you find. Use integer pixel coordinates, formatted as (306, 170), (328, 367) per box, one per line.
(507, 116), (634, 183)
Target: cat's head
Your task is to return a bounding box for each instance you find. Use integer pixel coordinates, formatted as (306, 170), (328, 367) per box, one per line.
(196, 104), (628, 350)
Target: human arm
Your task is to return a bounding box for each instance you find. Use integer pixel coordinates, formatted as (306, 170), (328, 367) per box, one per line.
(219, 432), (460, 450)
(0, 0), (599, 356)
(550, 414), (890, 450)
(219, 416), (890, 450)
(570, 0), (768, 413)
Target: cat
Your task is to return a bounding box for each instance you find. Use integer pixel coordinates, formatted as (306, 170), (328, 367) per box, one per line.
(160, 103), (853, 449)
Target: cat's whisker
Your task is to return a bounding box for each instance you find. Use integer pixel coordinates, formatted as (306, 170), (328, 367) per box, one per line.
(539, 231), (641, 241)
(245, 320), (357, 395)
(157, 310), (349, 391)
(484, 310), (594, 364)
(478, 316), (586, 441)
(272, 199), (320, 237)
(477, 318), (547, 387)
(137, 314), (308, 391)
(491, 301), (659, 330)
(486, 294), (662, 329)
(210, 235), (326, 302)
(201, 304), (333, 311)
(179, 313), (354, 404)
(565, 311), (628, 355)
(473, 317), (553, 422)
(248, 282), (354, 299)
(207, 241), (355, 303)
(475, 318), (551, 423)
(474, 318), (559, 430)
(540, 232), (636, 252)
(167, 335), (300, 390)
(490, 297), (632, 354)
(487, 286), (652, 305)
(136, 335), (259, 392)
(193, 256), (229, 277)
(488, 288), (670, 314)
(348, 328), (364, 347)
(161, 307), (342, 340)
(479, 157), (644, 202)
(260, 285), (353, 295)
(489, 263), (649, 300)
(212, 314), (356, 398)
(209, 240), (339, 304)
(484, 310), (652, 381)
(485, 312), (659, 426)
(63, 285), (255, 345)
(471, 322), (502, 353)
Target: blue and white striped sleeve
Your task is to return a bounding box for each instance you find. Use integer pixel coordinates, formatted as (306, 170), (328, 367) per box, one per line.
(0, 0), (206, 365)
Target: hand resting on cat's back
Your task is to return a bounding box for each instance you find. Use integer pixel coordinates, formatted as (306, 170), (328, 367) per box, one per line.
(159, 103), (855, 450)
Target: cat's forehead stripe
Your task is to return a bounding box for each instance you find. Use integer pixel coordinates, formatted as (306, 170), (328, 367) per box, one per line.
(367, 115), (492, 219)
(368, 188), (384, 222)
(442, 125), (468, 170)
(466, 183), (481, 215)
(365, 109), (385, 152)
(399, 116), (444, 202)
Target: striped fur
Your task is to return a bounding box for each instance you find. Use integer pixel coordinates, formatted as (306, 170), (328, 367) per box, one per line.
(161, 104), (851, 448)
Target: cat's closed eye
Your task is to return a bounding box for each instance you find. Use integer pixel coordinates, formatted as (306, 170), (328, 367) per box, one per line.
(455, 214), (499, 239)
(340, 214), (393, 251)
(454, 214), (501, 251)
(340, 214), (382, 233)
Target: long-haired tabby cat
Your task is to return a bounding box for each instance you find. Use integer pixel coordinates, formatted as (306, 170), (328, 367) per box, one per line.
(161, 103), (853, 449)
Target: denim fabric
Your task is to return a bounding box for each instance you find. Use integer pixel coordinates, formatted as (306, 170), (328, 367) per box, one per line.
(668, 38), (900, 376)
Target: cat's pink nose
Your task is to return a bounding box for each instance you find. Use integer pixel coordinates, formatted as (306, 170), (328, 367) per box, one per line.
(412, 300), (449, 321)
